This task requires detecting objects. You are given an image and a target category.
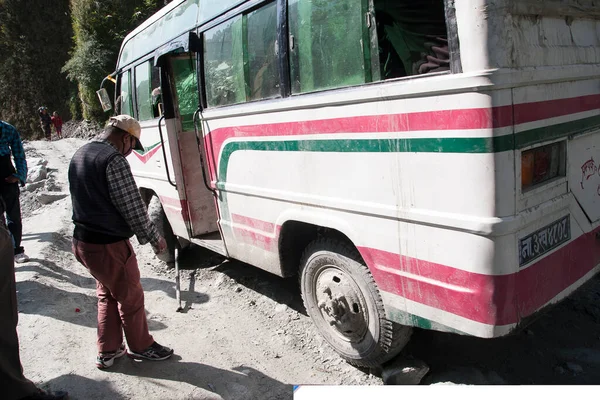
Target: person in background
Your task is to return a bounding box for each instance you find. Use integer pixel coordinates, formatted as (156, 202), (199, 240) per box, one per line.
(68, 115), (173, 370)
(51, 112), (63, 140)
(0, 119), (29, 263)
(0, 201), (68, 400)
(38, 107), (52, 141)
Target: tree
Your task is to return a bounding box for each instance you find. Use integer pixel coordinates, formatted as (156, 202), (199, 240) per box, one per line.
(63, 0), (168, 122)
(0, 0), (74, 138)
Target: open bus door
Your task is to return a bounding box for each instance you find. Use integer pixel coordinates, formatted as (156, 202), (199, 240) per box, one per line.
(164, 53), (223, 246)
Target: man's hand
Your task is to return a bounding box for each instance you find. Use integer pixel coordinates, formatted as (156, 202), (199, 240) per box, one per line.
(153, 236), (168, 255)
(5, 176), (18, 184)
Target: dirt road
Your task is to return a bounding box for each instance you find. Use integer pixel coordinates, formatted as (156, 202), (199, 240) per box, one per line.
(14, 138), (600, 399)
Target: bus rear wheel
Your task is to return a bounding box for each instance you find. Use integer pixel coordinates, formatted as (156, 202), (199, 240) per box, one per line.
(299, 238), (412, 367)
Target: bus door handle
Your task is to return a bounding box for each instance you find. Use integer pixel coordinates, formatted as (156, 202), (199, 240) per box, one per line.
(157, 116), (177, 188)
(193, 108), (216, 194)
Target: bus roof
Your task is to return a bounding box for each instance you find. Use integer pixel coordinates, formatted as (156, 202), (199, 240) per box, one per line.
(117, 0), (243, 70)
(118, 0), (199, 70)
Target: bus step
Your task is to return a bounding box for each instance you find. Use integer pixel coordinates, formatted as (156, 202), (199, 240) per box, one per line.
(190, 231), (227, 257)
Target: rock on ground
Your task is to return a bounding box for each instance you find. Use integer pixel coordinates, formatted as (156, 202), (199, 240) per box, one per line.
(381, 357), (430, 385)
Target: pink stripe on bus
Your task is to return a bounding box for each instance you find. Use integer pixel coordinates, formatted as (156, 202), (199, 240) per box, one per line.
(360, 225), (600, 325)
(225, 214), (600, 326)
(514, 94), (600, 125)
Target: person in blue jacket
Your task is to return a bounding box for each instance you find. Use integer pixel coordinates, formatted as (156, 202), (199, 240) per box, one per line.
(0, 119), (29, 263)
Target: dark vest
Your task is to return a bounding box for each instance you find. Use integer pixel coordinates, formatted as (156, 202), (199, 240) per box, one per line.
(69, 141), (134, 244)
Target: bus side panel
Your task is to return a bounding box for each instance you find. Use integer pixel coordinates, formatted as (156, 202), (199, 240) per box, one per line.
(206, 87), (520, 337)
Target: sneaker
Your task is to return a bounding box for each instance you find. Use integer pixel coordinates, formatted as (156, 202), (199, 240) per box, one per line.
(96, 343), (126, 369)
(14, 252), (30, 263)
(128, 341), (174, 361)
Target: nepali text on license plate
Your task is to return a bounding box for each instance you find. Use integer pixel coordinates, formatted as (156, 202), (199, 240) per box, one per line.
(519, 215), (571, 267)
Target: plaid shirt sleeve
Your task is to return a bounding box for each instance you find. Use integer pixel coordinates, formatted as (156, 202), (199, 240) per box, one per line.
(106, 155), (161, 248)
(5, 124), (27, 184)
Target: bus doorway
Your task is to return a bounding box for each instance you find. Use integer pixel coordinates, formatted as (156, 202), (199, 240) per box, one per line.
(166, 54), (219, 238)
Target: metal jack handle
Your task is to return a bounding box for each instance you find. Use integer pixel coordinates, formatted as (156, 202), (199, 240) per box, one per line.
(174, 245), (183, 312)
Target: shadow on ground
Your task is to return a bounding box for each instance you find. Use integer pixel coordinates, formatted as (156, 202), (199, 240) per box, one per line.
(16, 258), (95, 288)
(403, 275), (600, 385)
(108, 355), (290, 400)
(40, 374), (124, 400)
(22, 231), (72, 252)
(175, 244), (305, 315)
(16, 280), (169, 331)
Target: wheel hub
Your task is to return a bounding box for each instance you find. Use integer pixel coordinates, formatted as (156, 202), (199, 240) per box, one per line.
(315, 267), (368, 342)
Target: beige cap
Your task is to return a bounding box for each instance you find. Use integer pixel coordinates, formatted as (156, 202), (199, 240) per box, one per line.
(107, 115), (144, 151)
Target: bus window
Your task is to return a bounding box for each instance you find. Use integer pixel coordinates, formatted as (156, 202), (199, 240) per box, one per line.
(120, 70), (134, 117)
(203, 16), (245, 107)
(203, 1), (281, 107)
(374, 0), (449, 79)
(288, 0), (367, 94)
(171, 57), (198, 132)
(135, 60), (161, 121)
(247, 1), (280, 101)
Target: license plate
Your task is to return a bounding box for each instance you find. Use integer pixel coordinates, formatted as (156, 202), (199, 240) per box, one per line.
(519, 215), (571, 267)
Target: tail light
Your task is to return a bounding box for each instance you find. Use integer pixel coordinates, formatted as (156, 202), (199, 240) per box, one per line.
(521, 142), (565, 190)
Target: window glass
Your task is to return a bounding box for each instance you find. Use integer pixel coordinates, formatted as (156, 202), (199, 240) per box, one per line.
(135, 62), (153, 121)
(203, 16), (245, 107)
(288, 0), (367, 94)
(172, 57), (198, 132)
(135, 61), (161, 121)
(120, 71), (133, 117)
(150, 64), (162, 118)
(247, 2), (280, 101)
(198, 0), (241, 25)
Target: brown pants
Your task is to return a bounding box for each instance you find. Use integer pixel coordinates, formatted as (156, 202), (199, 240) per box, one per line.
(72, 239), (154, 353)
(0, 226), (38, 400)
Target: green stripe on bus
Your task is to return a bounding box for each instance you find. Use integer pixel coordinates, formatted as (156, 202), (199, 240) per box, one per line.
(515, 114), (600, 149)
(135, 141), (161, 155)
(217, 135), (515, 185)
(387, 308), (468, 335)
(215, 115), (600, 186)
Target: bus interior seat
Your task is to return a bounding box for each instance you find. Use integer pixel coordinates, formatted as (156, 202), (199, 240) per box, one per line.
(374, 0), (450, 80)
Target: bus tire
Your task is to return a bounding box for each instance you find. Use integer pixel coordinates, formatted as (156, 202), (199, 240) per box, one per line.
(299, 238), (412, 367)
(147, 195), (176, 263)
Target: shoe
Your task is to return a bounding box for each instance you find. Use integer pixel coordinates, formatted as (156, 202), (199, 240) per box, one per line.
(96, 343), (126, 369)
(15, 252), (30, 263)
(19, 389), (68, 399)
(128, 341), (174, 361)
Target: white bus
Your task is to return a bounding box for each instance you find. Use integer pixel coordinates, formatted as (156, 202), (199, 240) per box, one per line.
(100, 0), (600, 367)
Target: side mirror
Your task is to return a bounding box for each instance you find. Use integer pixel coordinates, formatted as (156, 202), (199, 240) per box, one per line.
(96, 88), (113, 112)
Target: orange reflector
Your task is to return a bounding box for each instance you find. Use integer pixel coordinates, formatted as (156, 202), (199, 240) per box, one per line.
(521, 142), (565, 191)
(521, 151), (534, 188)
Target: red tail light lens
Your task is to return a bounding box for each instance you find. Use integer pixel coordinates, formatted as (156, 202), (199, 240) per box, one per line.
(521, 142), (565, 190)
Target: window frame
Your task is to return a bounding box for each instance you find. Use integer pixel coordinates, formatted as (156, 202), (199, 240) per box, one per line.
(200, 0), (283, 109)
(133, 59), (162, 122)
(117, 68), (135, 118)
(195, 0), (459, 110)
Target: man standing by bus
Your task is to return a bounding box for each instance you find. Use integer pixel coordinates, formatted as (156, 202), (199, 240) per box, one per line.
(0, 119), (29, 264)
(69, 115), (174, 369)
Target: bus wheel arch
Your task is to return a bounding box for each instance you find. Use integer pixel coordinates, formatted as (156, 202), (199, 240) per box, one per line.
(279, 221), (412, 366)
